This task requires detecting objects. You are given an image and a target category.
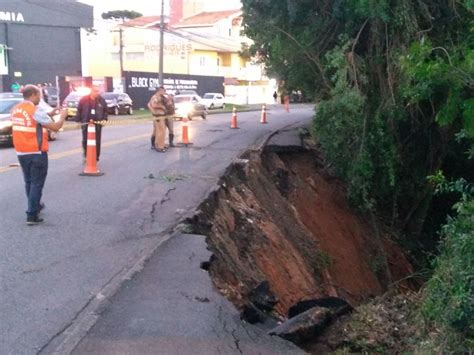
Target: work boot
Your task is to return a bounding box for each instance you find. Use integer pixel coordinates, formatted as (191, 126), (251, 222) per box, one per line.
(169, 134), (174, 147)
(27, 215), (44, 226)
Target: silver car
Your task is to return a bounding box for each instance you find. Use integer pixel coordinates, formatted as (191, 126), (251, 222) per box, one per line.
(173, 95), (207, 120)
(0, 93), (61, 146)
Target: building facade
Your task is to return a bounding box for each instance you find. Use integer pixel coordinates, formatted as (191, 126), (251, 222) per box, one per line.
(84, 10), (247, 78)
(83, 8), (273, 103)
(0, 0), (93, 92)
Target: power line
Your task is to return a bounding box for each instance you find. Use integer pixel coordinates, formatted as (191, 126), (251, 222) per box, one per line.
(165, 28), (239, 52)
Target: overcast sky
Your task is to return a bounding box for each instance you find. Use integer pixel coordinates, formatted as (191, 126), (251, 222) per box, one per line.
(78, 0), (242, 17)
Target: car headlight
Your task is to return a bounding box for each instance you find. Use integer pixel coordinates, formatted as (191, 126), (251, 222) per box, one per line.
(0, 120), (13, 130)
(177, 103), (193, 115)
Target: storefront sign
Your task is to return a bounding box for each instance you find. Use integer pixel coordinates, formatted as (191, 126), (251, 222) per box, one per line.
(145, 43), (193, 57)
(129, 76), (199, 92)
(125, 71), (224, 109)
(0, 11), (25, 23)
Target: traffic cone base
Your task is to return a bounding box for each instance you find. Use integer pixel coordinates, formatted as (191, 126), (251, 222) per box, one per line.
(79, 171), (104, 177)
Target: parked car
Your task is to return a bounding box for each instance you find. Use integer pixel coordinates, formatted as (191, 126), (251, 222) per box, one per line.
(102, 92), (133, 115)
(173, 95), (207, 120)
(201, 93), (225, 109)
(0, 93), (61, 146)
(63, 90), (88, 119)
(44, 86), (59, 107)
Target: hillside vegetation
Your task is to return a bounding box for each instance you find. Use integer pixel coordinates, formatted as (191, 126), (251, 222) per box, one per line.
(241, 0), (473, 351)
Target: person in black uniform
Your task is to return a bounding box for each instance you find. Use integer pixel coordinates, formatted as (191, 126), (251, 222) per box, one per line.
(74, 86), (108, 161)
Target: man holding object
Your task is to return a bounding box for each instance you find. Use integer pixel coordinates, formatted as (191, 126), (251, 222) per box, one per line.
(11, 85), (67, 225)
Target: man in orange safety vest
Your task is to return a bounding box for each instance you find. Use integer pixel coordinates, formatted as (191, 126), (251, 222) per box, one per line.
(11, 85), (67, 225)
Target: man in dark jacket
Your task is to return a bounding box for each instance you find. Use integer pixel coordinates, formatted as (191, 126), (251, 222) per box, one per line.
(74, 86), (108, 161)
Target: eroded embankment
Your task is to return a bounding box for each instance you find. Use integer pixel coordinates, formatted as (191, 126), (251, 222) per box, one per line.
(189, 144), (415, 320)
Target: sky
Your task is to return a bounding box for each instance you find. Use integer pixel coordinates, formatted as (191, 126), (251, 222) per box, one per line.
(78, 0), (243, 17)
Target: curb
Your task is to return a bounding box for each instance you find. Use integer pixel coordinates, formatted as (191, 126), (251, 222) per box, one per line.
(40, 230), (178, 354)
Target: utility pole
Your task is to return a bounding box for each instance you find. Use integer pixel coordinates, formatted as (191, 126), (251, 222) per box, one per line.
(159, 0), (165, 86)
(111, 28), (124, 80)
(119, 28), (124, 79)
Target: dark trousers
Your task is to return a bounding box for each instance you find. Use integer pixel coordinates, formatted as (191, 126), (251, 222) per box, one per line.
(18, 152), (48, 218)
(81, 124), (102, 160)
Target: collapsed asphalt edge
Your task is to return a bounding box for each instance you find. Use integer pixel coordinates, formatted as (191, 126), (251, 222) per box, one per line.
(41, 120), (309, 354)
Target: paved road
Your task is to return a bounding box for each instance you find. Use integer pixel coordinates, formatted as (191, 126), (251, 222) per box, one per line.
(0, 105), (313, 354)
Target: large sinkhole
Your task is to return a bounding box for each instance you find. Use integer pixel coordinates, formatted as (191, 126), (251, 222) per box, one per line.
(187, 143), (416, 346)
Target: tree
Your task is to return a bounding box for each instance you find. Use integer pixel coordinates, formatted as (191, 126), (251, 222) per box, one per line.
(101, 10), (143, 21)
(241, 0), (474, 246)
(241, 2), (474, 349)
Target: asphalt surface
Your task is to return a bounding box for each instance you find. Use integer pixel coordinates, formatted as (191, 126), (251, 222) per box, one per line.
(71, 234), (302, 355)
(0, 104), (313, 354)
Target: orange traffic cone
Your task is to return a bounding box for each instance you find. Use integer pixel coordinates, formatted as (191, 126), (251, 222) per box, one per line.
(260, 104), (268, 124)
(80, 121), (104, 176)
(177, 117), (193, 147)
(230, 107), (239, 129)
(284, 95), (290, 113)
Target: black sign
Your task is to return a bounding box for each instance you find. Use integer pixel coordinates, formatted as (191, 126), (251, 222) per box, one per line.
(124, 71), (224, 109)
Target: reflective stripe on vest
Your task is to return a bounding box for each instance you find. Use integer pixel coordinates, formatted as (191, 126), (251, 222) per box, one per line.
(12, 126), (37, 133)
(11, 101), (49, 153)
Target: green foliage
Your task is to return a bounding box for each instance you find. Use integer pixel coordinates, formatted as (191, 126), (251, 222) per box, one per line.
(238, 43), (252, 61)
(242, 1), (474, 348)
(101, 10), (142, 21)
(405, 172), (474, 351)
(242, 0), (473, 242)
(421, 192), (473, 348)
(401, 40), (474, 136)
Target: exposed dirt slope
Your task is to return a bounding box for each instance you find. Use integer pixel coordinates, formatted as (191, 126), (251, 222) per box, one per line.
(191, 146), (414, 315)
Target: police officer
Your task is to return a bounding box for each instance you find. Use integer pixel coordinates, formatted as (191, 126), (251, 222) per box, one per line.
(11, 85), (67, 225)
(164, 93), (175, 147)
(148, 86), (168, 152)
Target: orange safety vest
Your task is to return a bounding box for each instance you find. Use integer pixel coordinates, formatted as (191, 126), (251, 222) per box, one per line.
(11, 101), (49, 153)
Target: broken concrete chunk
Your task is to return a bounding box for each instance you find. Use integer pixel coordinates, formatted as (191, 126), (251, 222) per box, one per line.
(269, 307), (332, 344)
(240, 302), (268, 324)
(288, 297), (353, 318)
(248, 281), (279, 312)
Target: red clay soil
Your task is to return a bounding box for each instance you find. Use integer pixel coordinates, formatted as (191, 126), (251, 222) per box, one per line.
(192, 148), (414, 315)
